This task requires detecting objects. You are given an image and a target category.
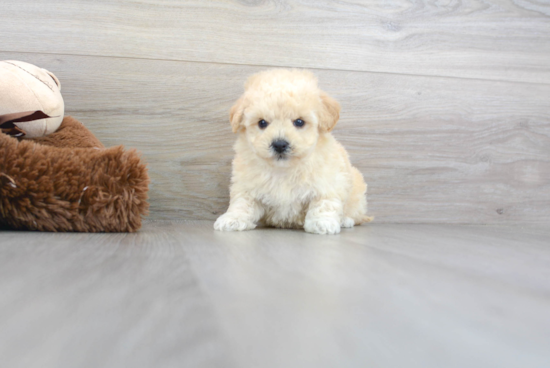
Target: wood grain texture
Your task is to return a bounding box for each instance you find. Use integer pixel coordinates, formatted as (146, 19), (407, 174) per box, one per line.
(1, 222), (550, 368)
(1, 0), (550, 84)
(1, 51), (548, 224)
(0, 223), (236, 368)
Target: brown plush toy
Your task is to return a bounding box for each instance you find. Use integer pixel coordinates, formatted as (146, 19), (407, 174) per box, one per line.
(0, 61), (149, 232)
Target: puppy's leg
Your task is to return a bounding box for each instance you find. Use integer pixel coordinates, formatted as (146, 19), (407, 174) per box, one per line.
(344, 167), (373, 225)
(341, 217), (355, 228)
(214, 196), (263, 232)
(304, 198), (343, 235)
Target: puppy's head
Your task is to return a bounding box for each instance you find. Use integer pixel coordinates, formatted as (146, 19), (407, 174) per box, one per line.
(229, 69), (340, 164)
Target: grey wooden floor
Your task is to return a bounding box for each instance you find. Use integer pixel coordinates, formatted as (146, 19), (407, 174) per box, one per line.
(0, 223), (549, 368)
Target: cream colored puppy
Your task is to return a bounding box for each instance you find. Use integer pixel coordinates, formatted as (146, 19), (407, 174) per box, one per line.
(214, 69), (372, 235)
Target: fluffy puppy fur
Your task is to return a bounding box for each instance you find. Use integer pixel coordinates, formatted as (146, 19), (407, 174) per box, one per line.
(214, 69), (372, 235)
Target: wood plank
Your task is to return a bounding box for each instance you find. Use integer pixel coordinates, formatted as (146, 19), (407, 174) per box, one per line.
(0, 222), (236, 368)
(1, 52), (549, 224)
(1, 222), (549, 367)
(1, 0), (550, 83)
(179, 222), (550, 368)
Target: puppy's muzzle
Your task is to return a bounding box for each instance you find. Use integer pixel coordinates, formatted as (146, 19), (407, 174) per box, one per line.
(271, 139), (290, 154)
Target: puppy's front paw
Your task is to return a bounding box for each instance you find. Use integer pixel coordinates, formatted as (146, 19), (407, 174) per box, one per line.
(214, 213), (256, 232)
(304, 217), (341, 235)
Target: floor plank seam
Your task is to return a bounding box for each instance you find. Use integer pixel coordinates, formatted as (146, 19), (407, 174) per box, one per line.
(2, 49), (548, 87)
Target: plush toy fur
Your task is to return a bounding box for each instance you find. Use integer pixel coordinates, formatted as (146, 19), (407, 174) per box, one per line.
(0, 116), (149, 232)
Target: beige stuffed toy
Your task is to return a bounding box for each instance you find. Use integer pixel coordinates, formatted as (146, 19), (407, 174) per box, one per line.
(0, 60), (64, 138)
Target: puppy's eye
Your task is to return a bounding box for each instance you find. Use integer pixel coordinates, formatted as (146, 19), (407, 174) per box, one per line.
(293, 119), (305, 128)
(258, 119), (269, 129)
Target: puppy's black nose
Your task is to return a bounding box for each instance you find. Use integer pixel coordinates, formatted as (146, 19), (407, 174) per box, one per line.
(271, 139), (289, 153)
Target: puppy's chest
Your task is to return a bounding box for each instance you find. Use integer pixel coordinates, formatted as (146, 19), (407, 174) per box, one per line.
(254, 175), (315, 225)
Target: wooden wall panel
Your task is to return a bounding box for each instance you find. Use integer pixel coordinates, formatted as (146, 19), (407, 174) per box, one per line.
(2, 52), (548, 224)
(1, 0), (549, 84)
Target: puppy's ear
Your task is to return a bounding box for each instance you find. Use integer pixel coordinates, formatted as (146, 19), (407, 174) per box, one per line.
(318, 92), (341, 132)
(229, 96), (246, 133)
(319, 92), (340, 132)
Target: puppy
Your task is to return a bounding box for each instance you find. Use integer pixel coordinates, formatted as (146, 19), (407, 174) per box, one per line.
(214, 69), (372, 235)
